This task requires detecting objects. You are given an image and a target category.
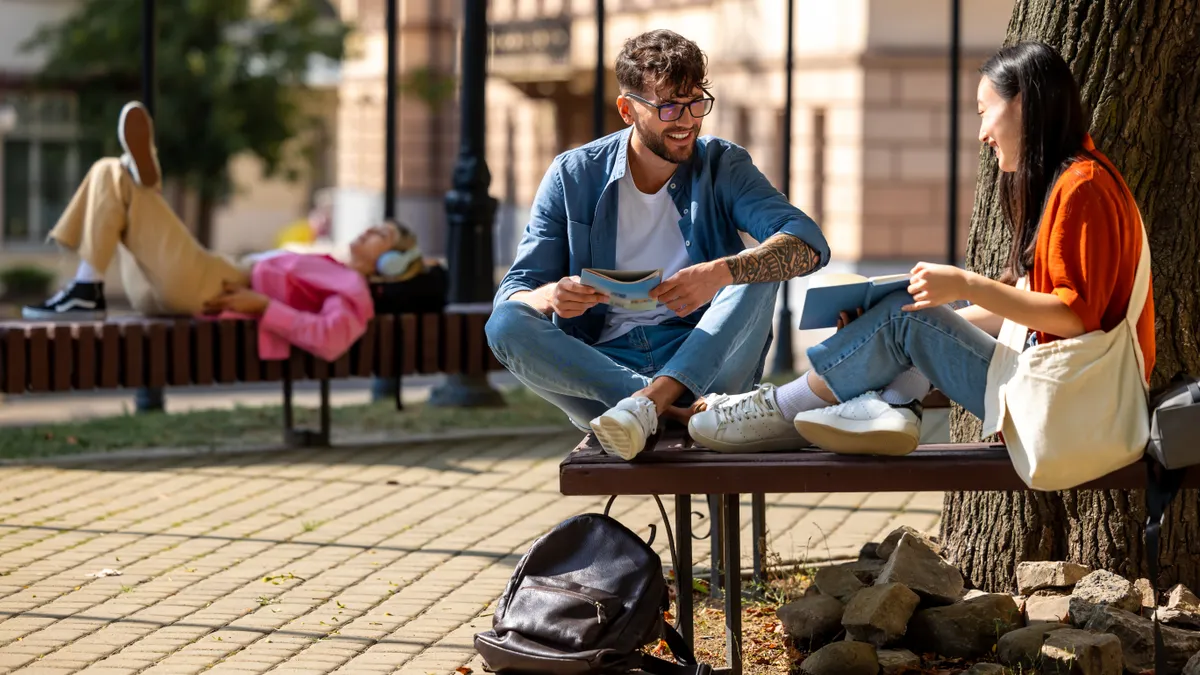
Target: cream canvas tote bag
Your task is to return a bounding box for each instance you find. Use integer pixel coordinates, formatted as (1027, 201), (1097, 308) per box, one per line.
(982, 215), (1151, 491)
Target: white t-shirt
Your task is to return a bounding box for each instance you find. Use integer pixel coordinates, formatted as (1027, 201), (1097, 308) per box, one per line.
(596, 166), (693, 344)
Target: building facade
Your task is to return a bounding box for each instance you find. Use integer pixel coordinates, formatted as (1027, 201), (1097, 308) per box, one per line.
(334, 0), (1014, 274)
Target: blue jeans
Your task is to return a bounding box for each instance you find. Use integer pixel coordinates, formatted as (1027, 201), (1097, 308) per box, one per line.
(486, 282), (778, 429)
(805, 290), (997, 419)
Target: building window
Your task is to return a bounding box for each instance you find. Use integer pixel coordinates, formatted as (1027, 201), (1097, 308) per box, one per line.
(0, 93), (97, 246)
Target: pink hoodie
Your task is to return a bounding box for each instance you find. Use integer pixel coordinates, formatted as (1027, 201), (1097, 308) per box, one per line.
(250, 253), (375, 362)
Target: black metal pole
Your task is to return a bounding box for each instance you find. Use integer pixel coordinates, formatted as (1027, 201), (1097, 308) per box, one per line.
(136, 0), (161, 413)
(593, 0), (605, 139)
(770, 0), (797, 375)
(372, 0), (402, 404)
(430, 0), (504, 407)
(947, 0), (961, 266)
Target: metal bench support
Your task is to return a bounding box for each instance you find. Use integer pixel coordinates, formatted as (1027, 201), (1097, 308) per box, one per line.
(282, 369), (331, 447)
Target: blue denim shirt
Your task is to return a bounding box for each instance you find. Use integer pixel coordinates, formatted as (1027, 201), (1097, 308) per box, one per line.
(496, 127), (831, 345)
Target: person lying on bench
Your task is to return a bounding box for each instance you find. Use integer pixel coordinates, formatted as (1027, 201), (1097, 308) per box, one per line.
(22, 101), (417, 362)
(690, 41), (1156, 455)
(485, 29), (831, 461)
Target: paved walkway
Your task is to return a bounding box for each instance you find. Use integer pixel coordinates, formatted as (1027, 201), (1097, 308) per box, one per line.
(0, 430), (942, 674)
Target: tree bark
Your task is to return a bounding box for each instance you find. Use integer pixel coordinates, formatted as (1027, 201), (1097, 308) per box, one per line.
(942, 0), (1200, 593)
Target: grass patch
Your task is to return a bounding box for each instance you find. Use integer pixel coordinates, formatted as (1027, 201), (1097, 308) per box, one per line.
(0, 386), (569, 460)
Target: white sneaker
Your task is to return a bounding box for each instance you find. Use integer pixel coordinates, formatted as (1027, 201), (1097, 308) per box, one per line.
(792, 391), (922, 456)
(688, 384), (805, 453)
(590, 397), (658, 460)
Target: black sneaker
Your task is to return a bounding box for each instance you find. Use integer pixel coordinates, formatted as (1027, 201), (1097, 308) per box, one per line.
(22, 282), (107, 321)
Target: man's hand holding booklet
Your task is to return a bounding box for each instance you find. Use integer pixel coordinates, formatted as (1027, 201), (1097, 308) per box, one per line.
(580, 269), (663, 311)
(798, 273), (913, 329)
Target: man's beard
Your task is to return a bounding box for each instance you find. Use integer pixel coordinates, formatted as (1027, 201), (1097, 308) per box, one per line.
(634, 117), (696, 164)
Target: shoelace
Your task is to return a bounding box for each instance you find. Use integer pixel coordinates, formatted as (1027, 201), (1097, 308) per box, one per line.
(715, 387), (775, 425)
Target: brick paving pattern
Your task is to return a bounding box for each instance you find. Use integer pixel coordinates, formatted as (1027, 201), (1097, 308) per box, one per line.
(0, 431), (941, 674)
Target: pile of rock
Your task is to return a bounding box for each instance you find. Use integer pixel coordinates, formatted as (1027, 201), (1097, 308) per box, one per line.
(777, 526), (1200, 675)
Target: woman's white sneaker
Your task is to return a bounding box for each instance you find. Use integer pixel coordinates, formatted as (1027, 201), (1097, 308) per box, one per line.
(792, 391), (922, 456)
(688, 384), (806, 453)
(590, 396), (659, 460)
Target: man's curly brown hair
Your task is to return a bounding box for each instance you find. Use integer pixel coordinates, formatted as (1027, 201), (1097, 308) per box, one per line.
(615, 30), (711, 99)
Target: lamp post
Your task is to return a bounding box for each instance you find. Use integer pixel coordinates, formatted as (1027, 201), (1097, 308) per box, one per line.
(135, 0), (163, 413)
(770, 0), (797, 376)
(947, 0), (961, 265)
(593, 0), (605, 139)
(429, 0), (504, 407)
(371, 0), (402, 404)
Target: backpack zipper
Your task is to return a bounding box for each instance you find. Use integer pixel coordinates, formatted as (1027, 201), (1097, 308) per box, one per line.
(527, 585), (608, 624)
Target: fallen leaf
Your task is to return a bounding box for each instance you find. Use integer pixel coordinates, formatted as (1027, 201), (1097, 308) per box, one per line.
(85, 569), (122, 578)
(455, 668), (472, 675)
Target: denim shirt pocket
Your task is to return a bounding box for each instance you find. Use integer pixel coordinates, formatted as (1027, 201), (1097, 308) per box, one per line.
(566, 219), (592, 274)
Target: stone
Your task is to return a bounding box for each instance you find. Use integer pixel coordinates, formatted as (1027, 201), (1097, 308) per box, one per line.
(1134, 578), (1157, 611)
(1040, 628), (1123, 675)
(1069, 570), (1144, 625)
(960, 665), (1007, 675)
(860, 542), (881, 560)
(814, 565), (865, 603)
(777, 593), (845, 649)
(877, 525), (941, 560)
(798, 641), (878, 675)
(1084, 605), (1200, 674)
(1185, 650), (1200, 675)
(876, 648), (921, 674)
(875, 533), (964, 606)
(906, 593), (1025, 659)
(997, 622), (1071, 668)
(1025, 594), (1072, 624)
(841, 583), (921, 647)
(1016, 561), (1092, 595)
(962, 589), (990, 601)
(845, 557), (887, 585)
(1157, 583), (1200, 628)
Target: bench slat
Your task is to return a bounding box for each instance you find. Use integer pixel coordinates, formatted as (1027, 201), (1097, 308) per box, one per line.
(244, 320), (266, 382)
(398, 314), (414, 376)
(52, 325), (72, 391)
(75, 325), (96, 390)
(2, 330), (23, 393)
(171, 319), (191, 386)
(99, 325), (119, 388)
(467, 313), (487, 376)
(559, 433), (1200, 495)
(193, 322), (214, 386)
(147, 323), (168, 388)
(421, 314), (440, 373)
(443, 313), (462, 375)
(28, 327), (49, 392)
(353, 320), (376, 378)
(122, 324), (145, 388)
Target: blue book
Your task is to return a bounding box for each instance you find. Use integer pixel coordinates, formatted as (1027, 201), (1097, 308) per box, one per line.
(580, 268), (663, 311)
(798, 273), (912, 330)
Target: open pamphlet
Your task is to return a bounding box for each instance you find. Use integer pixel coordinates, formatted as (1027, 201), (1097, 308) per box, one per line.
(580, 268), (663, 311)
(798, 273), (912, 329)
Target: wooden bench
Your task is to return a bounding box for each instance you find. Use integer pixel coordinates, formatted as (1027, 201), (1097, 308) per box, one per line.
(559, 429), (1200, 675)
(0, 304), (502, 446)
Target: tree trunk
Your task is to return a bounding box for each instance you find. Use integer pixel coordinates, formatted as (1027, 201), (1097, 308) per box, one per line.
(942, 0), (1200, 593)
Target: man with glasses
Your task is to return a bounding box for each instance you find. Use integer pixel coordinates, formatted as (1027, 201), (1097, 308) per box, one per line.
(486, 29), (830, 460)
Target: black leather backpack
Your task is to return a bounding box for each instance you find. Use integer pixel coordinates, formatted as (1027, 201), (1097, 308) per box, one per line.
(475, 496), (710, 674)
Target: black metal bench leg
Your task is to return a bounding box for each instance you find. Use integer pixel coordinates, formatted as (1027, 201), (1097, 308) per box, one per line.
(709, 494), (722, 598)
(675, 494), (693, 647)
(282, 369), (332, 448)
(722, 493), (742, 675)
(752, 493), (767, 595)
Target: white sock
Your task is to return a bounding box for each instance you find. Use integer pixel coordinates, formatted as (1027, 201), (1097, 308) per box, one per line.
(74, 261), (103, 283)
(880, 369), (931, 405)
(776, 372), (835, 419)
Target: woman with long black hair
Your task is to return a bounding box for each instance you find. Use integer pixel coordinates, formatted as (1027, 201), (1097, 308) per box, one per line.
(688, 41), (1155, 466)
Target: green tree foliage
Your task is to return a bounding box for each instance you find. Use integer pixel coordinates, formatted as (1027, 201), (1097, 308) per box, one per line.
(26, 0), (350, 244)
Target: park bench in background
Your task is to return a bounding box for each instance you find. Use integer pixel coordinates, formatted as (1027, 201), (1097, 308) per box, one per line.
(559, 427), (1200, 675)
(0, 304), (502, 446)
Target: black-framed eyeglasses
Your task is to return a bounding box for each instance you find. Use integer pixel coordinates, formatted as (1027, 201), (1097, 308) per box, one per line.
(624, 92), (716, 122)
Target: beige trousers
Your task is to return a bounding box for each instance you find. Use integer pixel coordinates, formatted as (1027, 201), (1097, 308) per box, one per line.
(49, 158), (248, 315)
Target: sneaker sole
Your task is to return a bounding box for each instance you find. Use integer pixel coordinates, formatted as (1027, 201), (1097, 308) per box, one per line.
(119, 103), (160, 189)
(793, 417), (919, 456)
(689, 429), (809, 454)
(21, 307), (106, 322)
(591, 412), (646, 461)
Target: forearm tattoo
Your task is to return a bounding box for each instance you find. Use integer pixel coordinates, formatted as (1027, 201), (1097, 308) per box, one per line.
(722, 233), (821, 284)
